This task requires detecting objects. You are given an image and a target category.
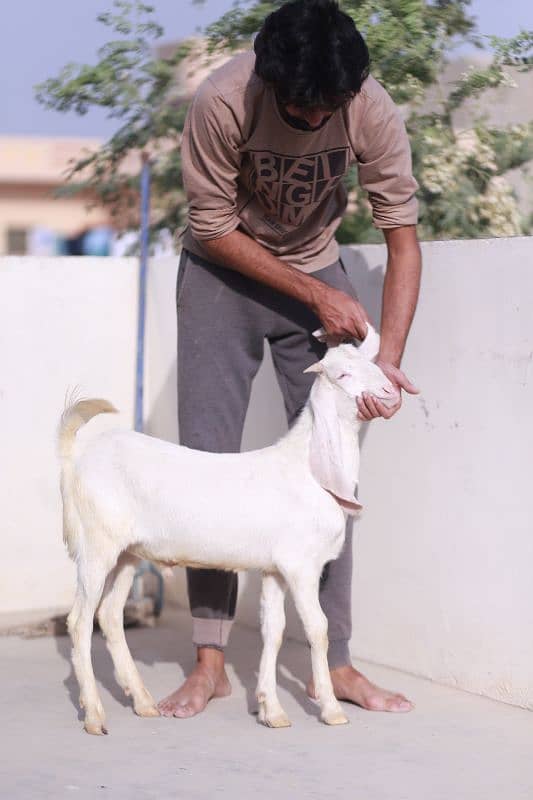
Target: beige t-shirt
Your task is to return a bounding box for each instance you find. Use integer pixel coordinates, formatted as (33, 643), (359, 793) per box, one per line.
(181, 51), (418, 273)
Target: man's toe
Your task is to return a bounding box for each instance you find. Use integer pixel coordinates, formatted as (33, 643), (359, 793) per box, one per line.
(157, 699), (172, 715)
(173, 702), (197, 718)
(388, 695), (413, 712)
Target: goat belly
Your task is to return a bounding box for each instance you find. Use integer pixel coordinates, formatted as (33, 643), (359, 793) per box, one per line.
(127, 545), (241, 572)
(127, 509), (284, 572)
(128, 539), (275, 573)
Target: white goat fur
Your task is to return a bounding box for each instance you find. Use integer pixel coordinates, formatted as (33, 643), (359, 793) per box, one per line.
(59, 327), (398, 734)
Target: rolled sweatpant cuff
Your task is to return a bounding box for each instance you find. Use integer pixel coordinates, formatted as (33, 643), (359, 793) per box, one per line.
(192, 617), (233, 649)
(328, 639), (351, 670)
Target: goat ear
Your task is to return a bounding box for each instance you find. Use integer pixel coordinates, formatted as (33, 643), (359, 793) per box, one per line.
(331, 495), (363, 516)
(308, 377), (362, 514)
(357, 324), (380, 361)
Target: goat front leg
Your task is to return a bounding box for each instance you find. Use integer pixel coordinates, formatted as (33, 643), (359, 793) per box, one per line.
(289, 573), (348, 726)
(97, 553), (159, 718)
(257, 573), (290, 728)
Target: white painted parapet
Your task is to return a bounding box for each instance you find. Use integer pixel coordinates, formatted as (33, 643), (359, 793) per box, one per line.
(343, 238), (533, 709)
(1, 237), (532, 709)
(0, 257), (137, 616)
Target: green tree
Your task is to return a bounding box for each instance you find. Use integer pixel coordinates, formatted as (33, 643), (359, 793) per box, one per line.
(36, 0), (533, 244)
(35, 1), (191, 245)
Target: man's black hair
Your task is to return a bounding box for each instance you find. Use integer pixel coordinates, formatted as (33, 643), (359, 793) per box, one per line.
(254, 0), (370, 109)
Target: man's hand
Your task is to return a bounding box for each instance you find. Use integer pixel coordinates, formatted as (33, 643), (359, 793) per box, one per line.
(356, 361), (419, 422)
(312, 285), (369, 343)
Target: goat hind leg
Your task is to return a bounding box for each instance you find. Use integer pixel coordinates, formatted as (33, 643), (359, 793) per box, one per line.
(69, 553), (115, 735)
(97, 553), (159, 718)
(257, 573), (290, 728)
(290, 574), (348, 726)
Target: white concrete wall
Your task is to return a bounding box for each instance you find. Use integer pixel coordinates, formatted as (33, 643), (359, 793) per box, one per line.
(345, 238), (533, 710)
(1, 238), (532, 709)
(0, 257), (137, 615)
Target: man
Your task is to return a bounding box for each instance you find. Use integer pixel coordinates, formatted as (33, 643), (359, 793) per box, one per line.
(158, 0), (421, 719)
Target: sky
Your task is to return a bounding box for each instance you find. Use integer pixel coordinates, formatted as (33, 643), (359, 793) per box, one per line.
(1, 0), (532, 138)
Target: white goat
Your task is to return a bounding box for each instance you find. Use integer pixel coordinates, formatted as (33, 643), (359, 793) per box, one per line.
(58, 326), (398, 735)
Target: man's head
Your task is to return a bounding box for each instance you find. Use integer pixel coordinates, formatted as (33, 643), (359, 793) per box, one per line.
(254, 0), (369, 130)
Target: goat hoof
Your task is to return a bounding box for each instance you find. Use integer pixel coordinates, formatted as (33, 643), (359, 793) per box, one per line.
(84, 720), (108, 736)
(261, 712), (291, 728)
(322, 710), (349, 726)
(135, 703), (160, 718)
(134, 689), (160, 717)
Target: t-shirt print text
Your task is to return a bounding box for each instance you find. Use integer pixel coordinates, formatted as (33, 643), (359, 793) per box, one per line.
(249, 147), (350, 231)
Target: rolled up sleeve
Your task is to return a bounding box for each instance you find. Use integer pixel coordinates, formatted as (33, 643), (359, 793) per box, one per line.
(357, 83), (419, 228)
(181, 79), (242, 241)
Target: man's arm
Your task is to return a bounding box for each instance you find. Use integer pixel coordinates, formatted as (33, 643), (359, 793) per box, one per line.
(202, 230), (370, 341)
(356, 225), (421, 422)
(379, 225), (421, 367)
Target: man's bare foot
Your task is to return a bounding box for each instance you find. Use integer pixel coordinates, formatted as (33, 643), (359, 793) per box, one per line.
(158, 648), (232, 719)
(307, 665), (413, 713)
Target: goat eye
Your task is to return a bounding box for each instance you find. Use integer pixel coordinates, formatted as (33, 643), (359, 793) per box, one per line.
(337, 373), (350, 380)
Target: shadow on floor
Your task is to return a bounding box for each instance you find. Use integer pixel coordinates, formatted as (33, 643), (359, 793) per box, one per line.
(53, 608), (321, 724)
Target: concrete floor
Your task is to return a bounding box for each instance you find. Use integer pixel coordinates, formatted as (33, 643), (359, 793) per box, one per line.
(2, 608), (532, 800)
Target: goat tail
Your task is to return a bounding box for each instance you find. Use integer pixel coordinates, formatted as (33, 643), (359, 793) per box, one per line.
(58, 396), (117, 560)
(58, 396), (117, 463)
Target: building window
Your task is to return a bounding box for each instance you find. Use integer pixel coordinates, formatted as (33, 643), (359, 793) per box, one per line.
(7, 228), (28, 255)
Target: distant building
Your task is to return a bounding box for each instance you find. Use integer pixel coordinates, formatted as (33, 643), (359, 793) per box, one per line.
(0, 136), (114, 255)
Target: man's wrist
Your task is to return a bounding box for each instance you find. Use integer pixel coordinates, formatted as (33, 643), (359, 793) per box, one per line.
(305, 276), (329, 314)
(377, 350), (402, 369)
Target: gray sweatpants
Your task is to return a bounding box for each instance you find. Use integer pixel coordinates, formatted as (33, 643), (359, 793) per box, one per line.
(176, 249), (357, 669)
